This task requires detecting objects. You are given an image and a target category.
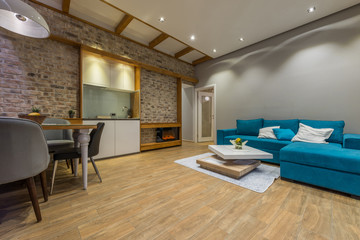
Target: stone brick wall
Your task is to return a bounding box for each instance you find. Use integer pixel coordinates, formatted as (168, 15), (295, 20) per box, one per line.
(141, 69), (177, 123)
(0, 1), (195, 120)
(0, 30), (79, 117)
(141, 128), (157, 144)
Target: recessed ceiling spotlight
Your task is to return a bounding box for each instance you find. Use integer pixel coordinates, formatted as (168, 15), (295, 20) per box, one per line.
(190, 35), (196, 41)
(239, 37), (244, 42)
(307, 7), (316, 13)
(159, 17), (165, 22)
(213, 49), (217, 53)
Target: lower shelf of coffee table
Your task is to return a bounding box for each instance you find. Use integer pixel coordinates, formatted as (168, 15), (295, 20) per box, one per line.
(196, 155), (260, 179)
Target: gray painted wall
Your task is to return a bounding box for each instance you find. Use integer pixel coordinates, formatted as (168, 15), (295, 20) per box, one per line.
(195, 5), (360, 134)
(182, 86), (194, 141)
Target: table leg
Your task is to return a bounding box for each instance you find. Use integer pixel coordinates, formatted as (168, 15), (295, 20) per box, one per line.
(78, 129), (91, 190)
(72, 131), (80, 177)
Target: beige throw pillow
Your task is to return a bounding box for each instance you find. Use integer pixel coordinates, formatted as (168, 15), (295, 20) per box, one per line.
(291, 123), (334, 144)
(258, 126), (280, 139)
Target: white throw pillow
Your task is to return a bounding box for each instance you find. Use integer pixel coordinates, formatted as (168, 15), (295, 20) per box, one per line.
(291, 123), (334, 144)
(258, 126), (280, 139)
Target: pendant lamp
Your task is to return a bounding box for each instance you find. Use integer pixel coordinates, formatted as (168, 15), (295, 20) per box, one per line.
(0, 0), (50, 38)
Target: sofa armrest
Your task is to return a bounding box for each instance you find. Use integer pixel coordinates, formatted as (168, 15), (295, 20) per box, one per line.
(343, 134), (360, 150)
(217, 128), (237, 145)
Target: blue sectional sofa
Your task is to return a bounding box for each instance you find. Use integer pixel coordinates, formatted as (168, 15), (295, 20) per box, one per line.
(217, 118), (360, 197)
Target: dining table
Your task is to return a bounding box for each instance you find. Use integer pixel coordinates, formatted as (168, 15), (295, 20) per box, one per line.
(41, 124), (97, 190)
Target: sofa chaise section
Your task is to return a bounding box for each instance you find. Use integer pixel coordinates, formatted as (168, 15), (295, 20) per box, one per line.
(280, 142), (360, 196)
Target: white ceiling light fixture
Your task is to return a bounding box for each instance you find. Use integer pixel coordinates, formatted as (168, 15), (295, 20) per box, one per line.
(307, 7), (316, 13)
(190, 35), (196, 41)
(159, 17), (165, 22)
(239, 37), (244, 42)
(0, 0), (50, 38)
(213, 49), (217, 53)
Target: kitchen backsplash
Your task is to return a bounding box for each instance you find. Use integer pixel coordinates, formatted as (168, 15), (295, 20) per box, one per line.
(83, 85), (131, 118)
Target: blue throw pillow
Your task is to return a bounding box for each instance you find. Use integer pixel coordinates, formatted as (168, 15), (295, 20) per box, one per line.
(273, 128), (295, 141)
(263, 119), (299, 134)
(300, 120), (345, 144)
(236, 118), (263, 136)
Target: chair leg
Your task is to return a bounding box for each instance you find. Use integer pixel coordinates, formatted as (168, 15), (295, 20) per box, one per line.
(26, 177), (42, 222)
(65, 159), (70, 169)
(39, 171), (48, 202)
(90, 157), (102, 183)
(70, 159), (74, 174)
(50, 160), (58, 195)
(74, 158), (79, 176)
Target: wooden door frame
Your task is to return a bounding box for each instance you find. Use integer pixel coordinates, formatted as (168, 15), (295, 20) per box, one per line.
(198, 91), (214, 142)
(195, 84), (216, 143)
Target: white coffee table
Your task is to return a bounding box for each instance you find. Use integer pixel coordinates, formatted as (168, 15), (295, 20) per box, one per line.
(208, 145), (273, 160)
(196, 145), (273, 179)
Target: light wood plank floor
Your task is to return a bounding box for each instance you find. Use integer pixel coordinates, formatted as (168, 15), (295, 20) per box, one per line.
(0, 142), (359, 240)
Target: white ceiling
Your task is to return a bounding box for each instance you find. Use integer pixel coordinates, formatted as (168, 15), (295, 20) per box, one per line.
(36, 0), (360, 64)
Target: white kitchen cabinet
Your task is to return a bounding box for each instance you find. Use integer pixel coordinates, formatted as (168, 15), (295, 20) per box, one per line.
(110, 63), (135, 91)
(82, 54), (111, 88)
(115, 120), (140, 155)
(83, 120), (115, 159)
(83, 120), (140, 160)
(82, 50), (135, 91)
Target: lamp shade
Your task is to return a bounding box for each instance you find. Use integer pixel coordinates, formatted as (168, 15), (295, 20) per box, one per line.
(0, 0), (50, 38)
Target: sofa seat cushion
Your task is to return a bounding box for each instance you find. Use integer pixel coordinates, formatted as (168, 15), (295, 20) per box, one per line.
(224, 135), (292, 151)
(280, 142), (360, 175)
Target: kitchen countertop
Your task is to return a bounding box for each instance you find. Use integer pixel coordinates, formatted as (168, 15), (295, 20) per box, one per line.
(83, 118), (140, 121)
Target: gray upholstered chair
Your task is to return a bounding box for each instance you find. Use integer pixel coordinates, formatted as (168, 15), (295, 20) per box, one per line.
(51, 122), (104, 194)
(43, 118), (74, 152)
(0, 117), (50, 222)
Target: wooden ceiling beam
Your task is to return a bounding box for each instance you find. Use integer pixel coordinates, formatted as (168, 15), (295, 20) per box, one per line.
(115, 14), (134, 34)
(149, 33), (169, 48)
(175, 47), (193, 59)
(62, 0), (71, 13)
(192, 56), (212, 65)
(29, 0), (195, 66)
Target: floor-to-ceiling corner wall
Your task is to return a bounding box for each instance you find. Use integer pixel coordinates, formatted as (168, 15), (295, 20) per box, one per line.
(195, 5), (360, 133)
(182, 84), (194, 141)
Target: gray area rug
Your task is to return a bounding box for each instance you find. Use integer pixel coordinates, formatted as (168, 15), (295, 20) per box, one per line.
(175, 153), (280, 193)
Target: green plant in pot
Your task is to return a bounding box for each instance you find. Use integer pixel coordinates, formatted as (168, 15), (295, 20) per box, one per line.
(29, 106), (41, 116)
(230, 138), (248, 149)
(68, 109), (75, 118)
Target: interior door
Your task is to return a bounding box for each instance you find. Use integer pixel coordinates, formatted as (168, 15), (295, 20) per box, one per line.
(198, 92), (214, 142)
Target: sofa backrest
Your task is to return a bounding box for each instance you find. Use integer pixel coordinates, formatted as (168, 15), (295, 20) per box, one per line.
(263, 119), (299, 134)
(235, 118), (345, 143)
(236, 118), (263, 136)
(299, 119), (345, 144)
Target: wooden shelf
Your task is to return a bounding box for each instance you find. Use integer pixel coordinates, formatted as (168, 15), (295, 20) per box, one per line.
(141, 140), (181, 151)
(64, 118), (83, 124)
(141, 122), (181, 128)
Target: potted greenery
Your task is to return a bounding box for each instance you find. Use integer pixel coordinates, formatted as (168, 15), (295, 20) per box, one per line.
(18, 106), (47, 124)
(230, 138), (248, 149)
(29, 106), (41, 116)
(68, 109), (75, 118)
